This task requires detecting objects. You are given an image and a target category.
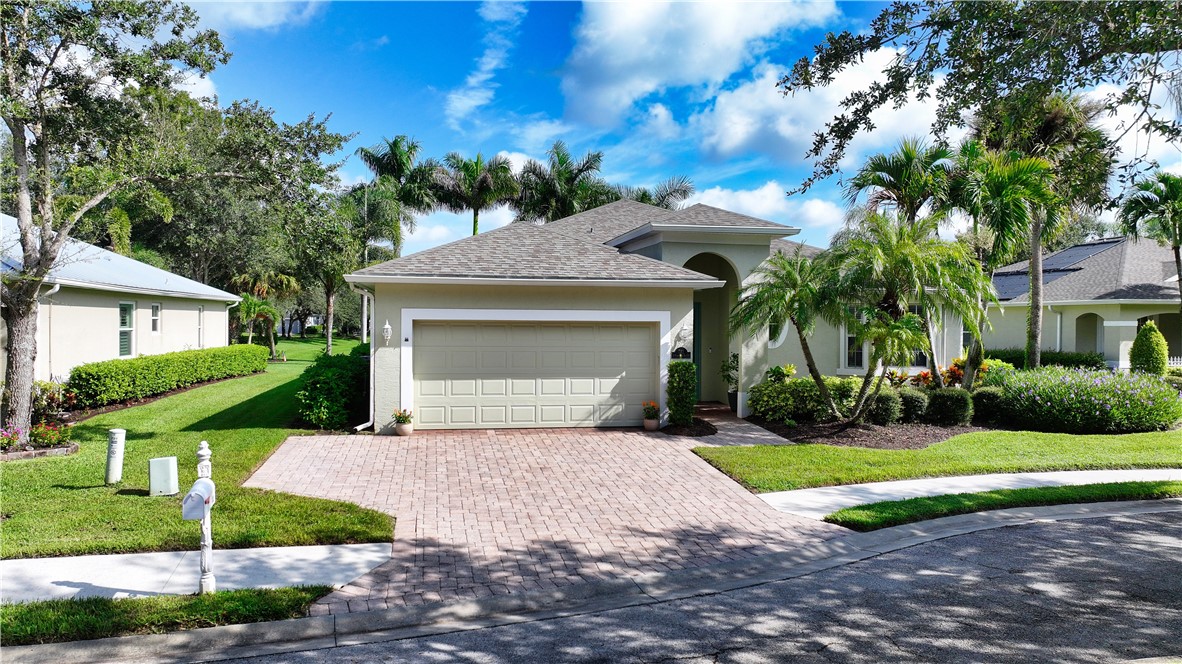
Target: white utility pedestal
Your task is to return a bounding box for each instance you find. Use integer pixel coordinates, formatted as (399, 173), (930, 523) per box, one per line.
(105, 429), (126, 484)
(149, 457), (179, 496)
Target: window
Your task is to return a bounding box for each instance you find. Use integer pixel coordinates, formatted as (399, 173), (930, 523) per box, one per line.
(909, 305), (928, 367)
(197, 306), (205, 349)
(151, 303), (161, 333)
(845, 326), (864, 368)
(961, 321), (973, 355)
(118, 302), (135, 356)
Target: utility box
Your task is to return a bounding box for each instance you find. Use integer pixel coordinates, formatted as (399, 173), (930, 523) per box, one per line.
(149, 457), (179, 496)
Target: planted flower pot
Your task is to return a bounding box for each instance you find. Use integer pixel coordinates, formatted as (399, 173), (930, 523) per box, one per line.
(643, 418), (659, 431)
(394, 423), (414, 436)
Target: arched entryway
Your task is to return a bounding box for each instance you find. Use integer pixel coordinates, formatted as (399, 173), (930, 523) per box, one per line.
(684, 253), (740, 403)
(1075, 313), (1104, 354)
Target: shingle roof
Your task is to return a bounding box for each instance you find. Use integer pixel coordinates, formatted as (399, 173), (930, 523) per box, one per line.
(351, 221), (719, 283)
(1, 214), (238, 301)
(666, 203), (793, 229)
(993, 237), (1179, 302)
(544, 200), (675, 243)
(770, 238), (825, 259)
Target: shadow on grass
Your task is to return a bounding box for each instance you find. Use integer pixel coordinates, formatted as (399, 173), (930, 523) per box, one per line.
(179, 380), (303, 433)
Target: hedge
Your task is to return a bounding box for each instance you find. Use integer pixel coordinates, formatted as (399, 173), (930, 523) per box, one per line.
(868, 389), (902, 425)
(998, 367), (1182, 433)
(295, 353), (369, 430)
(747, 376), (861, 423)
(667, 361), (697, 426)
(925, 388), (974, 426)
(897, 386), (929, 423)
(68, 345), (269, 408)
(984, 348), (1106, 370)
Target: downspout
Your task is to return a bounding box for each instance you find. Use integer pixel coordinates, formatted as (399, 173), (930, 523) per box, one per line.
(38, 284), (60, 379)
(349, 283), (376, 432)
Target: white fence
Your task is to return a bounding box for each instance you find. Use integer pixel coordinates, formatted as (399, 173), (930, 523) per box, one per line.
(1169, 356), (1182, 368)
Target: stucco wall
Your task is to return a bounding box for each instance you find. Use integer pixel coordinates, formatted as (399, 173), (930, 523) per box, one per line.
(370, 283), (695, 434)
(1, 287), (232, 383)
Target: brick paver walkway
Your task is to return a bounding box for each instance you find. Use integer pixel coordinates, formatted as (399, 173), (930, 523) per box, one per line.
(244, 408), (842, 614)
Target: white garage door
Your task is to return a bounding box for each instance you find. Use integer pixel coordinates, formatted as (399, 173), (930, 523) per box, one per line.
(413, 321), (657, 429)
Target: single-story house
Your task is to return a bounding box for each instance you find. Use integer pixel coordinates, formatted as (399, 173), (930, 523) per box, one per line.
(1, 213), (239, 382)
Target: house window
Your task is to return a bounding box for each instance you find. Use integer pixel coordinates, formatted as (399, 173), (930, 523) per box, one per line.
(197, 306), (205, 349)
(961, 321), (973, 355)
(909, 305), (928, 367)
(845, 326), (864, 368)
(151, 303), (161, 333)
(119, 302), (135, 357)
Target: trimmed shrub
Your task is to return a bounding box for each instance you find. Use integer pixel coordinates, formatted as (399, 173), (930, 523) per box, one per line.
(925, 388), (974, 426)
(349, 343), (371, 358)
(970, 386), (1005, 425)
(748, 380), (795, 423)
(1130, 321), (1169, 375)
(68, 345), (269, 408)
(295, 353), (368, 430)
(666, 361), (697, 426)
(868, 389), (902, 425)
(897, 386), (929, 424)
(998, 367), (1182, 433)
(985, 348), (1106, 370)
(748, 376), (861, 423)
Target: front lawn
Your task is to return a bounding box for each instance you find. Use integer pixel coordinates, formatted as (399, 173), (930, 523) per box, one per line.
(695, 429), (1182, 493)
(0, 338), (392, 559)
(825, 481), (1182, 531)
(0, 586), (331, 646)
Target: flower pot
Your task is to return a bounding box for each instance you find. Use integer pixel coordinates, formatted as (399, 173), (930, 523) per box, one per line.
(643, 418), (659, 431)
(727, 391), (738, 413)
(394, 422), (414, 436)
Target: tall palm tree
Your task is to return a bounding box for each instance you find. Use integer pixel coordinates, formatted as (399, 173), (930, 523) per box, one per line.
(974, 93), (1112, 367)
(730, 248), (844, 420)
(845, 137), (953, 225)
(614, 175), (696, 210)
(435, 152), (518, 235)
(513, 141), (612, 223)
(238, 293), (281, 348)
(1120, 171), (1182, 318)
(354, 135), (438, 255)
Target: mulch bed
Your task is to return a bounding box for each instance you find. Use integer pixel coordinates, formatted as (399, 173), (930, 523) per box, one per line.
(660, 417), (719, 437)
(747, 416), (988, 450)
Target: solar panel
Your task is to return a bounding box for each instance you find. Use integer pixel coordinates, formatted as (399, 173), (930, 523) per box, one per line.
(992, 270), (1075, 300)
(1042, 239), (1120, 271)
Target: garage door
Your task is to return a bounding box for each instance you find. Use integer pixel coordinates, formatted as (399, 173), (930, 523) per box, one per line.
(413, 321), (657, 429)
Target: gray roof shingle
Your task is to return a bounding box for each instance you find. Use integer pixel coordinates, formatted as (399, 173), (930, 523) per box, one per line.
(666, 203), (793, 229)
(993, 237), (1179, 302)
(351, 221), (719, 283)
(544, 200), (675, 243)
(770, 238), (825, 259)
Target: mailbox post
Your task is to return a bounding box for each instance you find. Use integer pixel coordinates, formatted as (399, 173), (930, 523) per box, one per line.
(182, 441), (216, 594)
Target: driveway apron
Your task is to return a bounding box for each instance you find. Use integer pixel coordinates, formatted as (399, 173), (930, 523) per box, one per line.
(243, 423), (842, 614)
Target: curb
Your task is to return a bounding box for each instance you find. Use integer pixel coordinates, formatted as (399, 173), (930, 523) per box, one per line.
(6, 498), (1181, 663)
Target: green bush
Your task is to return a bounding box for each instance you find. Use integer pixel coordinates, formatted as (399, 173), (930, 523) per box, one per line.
(925, 388), (974, 426)
(666, 361), (697, 426)
(295, 353), (368, 430)
(1168, 367), (1182, 378)
(897, 386), (929, 423)
(868, 389), (902, 425)
(748, 380), (795, 423)
(749, 376), (861, 422)
(1164, 375), (1182, 393)
(68, 346), (269, 408)
(970, 386), (1005, 425)
(985, 348), (1106, 370)
(1130, 321), (1169, 375)
(997, 367), (1182, 434)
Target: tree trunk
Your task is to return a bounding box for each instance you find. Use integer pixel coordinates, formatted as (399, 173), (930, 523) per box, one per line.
(2, 301), (39, 443)
(1026, 218), (1044, 369)
(848, 348), (882, 422)
(245, 320), (254, 345)
(962, 319), (985, 391)
(472, 209), (480, 236)
(850, 367), (890, 424)
(267, 319), (277, 359)
(794, 322), (841, 420)
(324, 286), (335, 355)
(923, 311), (945, 388)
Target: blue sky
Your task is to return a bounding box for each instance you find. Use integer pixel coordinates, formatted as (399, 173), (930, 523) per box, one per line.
(185, 1), (1179, 254)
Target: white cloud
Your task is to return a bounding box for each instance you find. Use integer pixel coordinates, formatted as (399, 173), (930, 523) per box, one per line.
(562, 0), (837, 125)
(641, 104), (679, 140)
(402, 205), (516, 254)
(1086, 83), (1182, 178)
(445, 1), (528, 131)
(190, 1), (324, 31)
(176, 71), (217, 102)
(497, 150), (537, 173)
(692, 50), (966, 168)
(688, 180), (844, 242)
(512, 117), (570, 153)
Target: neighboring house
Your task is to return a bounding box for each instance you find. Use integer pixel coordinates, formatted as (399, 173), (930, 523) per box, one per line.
(347, 201), (795, 432)
(1, 213), (240, 382)
(983, 237), (1181, 369)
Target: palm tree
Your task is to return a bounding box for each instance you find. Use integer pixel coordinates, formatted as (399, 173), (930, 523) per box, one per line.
(974, 93), (1112, 367)
(730, 248), (844, 420)
(238, 293), (281, 348)
(230, 271), (300, 358)
(1120, 171), (1182, 318)
(354, 135), (438, 255)
(434, 152), (518, 235)
(846, 310), (929, 422)
(944, 142), (1059, 384)
(845, 137), (953, 225)
(513, 141), (612, 223)
(613, 175), (696, 210)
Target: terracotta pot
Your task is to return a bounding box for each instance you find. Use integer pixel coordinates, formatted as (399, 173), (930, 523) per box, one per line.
(643, 418), (659, 431)
(394, 422), (414, 436)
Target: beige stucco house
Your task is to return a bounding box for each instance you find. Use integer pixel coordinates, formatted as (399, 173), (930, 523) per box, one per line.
(2, 213), (239, 382)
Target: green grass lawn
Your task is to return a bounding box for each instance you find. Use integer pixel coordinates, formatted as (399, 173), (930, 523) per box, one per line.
(695, 429), (1182, 493)
(0, 337), (392, 559)
(825, 481), (1182, 531)
(0, 586), (331, 646)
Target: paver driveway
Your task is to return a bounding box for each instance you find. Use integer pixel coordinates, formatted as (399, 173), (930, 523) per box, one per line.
(244, 415), (843, 614)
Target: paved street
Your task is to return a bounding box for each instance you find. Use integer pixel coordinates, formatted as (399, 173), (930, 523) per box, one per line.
(231, 512), (1182, 663)
(244, 414), (841, 613)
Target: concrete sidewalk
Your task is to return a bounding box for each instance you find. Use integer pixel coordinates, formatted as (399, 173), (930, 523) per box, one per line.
(760, 468), (1182, 519)
(1, 543), (391, 604)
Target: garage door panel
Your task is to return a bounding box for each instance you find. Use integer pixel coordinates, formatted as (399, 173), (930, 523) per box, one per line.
(414, 321), (657, 429)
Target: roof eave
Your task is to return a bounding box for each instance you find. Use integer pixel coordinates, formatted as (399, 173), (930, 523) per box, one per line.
(46, 277), (240, 302)
(605, 223), (798, 247)
(345, 274), (726, 290)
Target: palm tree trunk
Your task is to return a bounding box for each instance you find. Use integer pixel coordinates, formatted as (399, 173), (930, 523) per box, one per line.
(472, 209), (479, 236)
(962, 313), (985, 391)
(1026, 218), (1044, 369)
(794, 323), (841, 420)
(851, 368), (890, 424)
(324, 286), (335, 356)
(848, 348), (882, 422)
(923, 312), (945, 388)
(246, 320), (254, 345)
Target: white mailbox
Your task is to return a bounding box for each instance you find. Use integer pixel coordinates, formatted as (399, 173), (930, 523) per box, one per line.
(182, 478), (216, 520)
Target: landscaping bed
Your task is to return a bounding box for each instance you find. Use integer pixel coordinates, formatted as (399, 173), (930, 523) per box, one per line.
(661, 417), (718, 437)
(747, 416), (985, 449)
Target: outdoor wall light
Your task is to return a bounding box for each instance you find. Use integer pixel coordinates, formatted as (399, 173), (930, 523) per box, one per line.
(382, 320), (393, 345)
